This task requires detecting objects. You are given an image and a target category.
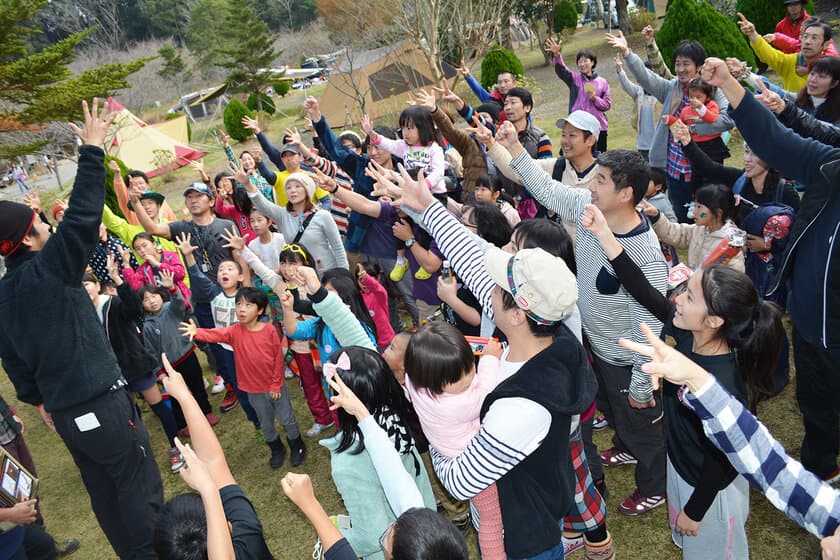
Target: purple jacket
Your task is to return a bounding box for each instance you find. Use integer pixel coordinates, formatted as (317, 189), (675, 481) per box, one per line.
(553, 55), (611, 131)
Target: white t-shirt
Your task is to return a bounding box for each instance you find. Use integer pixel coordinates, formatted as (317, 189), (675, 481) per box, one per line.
(247, 232), (286, 272)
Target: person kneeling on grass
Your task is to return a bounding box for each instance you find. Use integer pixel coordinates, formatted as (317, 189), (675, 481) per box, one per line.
(154, 354), (273, 559)
(180, 287), (306, 469)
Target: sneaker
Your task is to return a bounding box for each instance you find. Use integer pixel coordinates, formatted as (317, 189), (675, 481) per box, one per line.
(592, 413), (608, 431)
(562, 535), (584, 555)
(211, 376), (225, 394)
(169, 447), (186, 473)
(390, 261), (409, 282)
(618, 488), (665, 516)
(284, 367), (295, 379)
(220, 389), (239, 412)
(56, 538), (80, 557)
(600, 447), (637, 467)
(414, 267), (432, 280)
(205, 412), (219, 427)
(824, 467), (840, 484)
(305, 421), (334, 438)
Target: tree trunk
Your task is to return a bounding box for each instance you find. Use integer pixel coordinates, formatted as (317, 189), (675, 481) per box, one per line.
(500, 3), (513, 49)
(616, 0), (630, 35)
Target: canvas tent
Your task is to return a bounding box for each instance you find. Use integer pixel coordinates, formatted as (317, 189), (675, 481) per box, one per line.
(319, 41), (457, 129)
(104, 98), (206, 177)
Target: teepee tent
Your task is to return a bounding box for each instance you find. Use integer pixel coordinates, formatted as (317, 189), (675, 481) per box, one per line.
(104, 98), (205, 177)
(319, 41), (457, 129)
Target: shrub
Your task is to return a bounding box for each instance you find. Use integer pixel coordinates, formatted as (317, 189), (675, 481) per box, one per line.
(553, 0), (580, 33)
(658, 0), (756, 69)
(736, 0), (816, 35)
(247, 92), (276, 114)
(629, 7), (657, 32)
(274, 80), (291, 97)
(479, 46), (524, 91)
(223, 98), (255, 142)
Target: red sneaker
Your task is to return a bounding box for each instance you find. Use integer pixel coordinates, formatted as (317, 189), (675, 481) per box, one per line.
(600, 447), (637, 467)
(618, 488), (665, 516)
(220, 389), (238, 412)
(205, 412), (220, 426)
(823, 466), (840, 484)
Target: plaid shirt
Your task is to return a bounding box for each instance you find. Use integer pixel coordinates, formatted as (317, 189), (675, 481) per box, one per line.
(683, 378), (840, 539)
(665, 94), (692, 182)
(563, 426), (607, 532)
(0, 395), (20, 446)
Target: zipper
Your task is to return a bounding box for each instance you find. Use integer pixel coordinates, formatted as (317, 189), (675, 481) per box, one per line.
(823, 219), (839, 348)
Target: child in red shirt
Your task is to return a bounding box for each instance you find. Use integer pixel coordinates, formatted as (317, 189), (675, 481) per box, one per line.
(181, 287), (306, 469)
(665, 78), (730, 163)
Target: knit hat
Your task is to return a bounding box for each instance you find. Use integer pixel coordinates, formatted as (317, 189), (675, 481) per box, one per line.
(0, 201), (37, 257)
(52, 203), (65, 220)
(484, 246), (578, 324)
(476, 102), (502, 124)
(285, 172), (316, 201)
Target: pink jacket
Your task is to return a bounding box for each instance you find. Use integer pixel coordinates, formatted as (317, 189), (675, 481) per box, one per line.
(359, 273), (395, 348)
(214, 197), (257, 243)
(122, 250), (191, 306)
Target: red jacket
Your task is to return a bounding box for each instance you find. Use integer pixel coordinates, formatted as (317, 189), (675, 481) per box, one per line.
(773, 10), (839, 56)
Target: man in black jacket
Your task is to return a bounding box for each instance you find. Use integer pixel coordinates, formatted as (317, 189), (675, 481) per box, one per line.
(0, 100), (163, 559)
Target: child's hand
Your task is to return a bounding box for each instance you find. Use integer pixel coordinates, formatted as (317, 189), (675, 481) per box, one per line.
(580, 204), (611, 238)
(360, 114), (374, 136)
(106, 253), (122, 283)
(174, 438), (215, 493)
(117, 245), (133, 267)
(219, 129), (231, 147)
(175, 232), (195, 256)
(241, 115), (261, 134)
(355, 263), (368, 285)
(161, 353), (190, 397)
(270, 390), (281, 400)
(179, 319), (198, 341)
(484, 338), (503, 359)
(326, 369), (372, 420)
(436, 275), (457, 302)
(689, 98), (703, 110)
(295, 266), (321, 294)
(281, 472), (318, 510)
(637, 199), (660, 218)
(391, 218), (414, 242)
(189, 160), (205, 173)
(159, 268), (175, 289)
(280, 290), (295, 311)
(669, 119), (692, 145)
(220, 227), (245, 252)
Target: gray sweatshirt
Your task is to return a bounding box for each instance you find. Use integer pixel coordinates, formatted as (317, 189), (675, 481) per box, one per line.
(142, 290), (195, 373)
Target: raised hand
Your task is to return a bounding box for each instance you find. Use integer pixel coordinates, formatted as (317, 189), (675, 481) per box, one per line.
(313, 168), (337, 193)
(68, 98), (116, 147)
(414, 89), (437, 111)
(285, 127), (302, 146)
(179, 319), (198, 341)
(174, 438), (214, 491)
(755, 83), (785, 114)
(303, 96), (321, 121)
(175, 232), (195, 256)
(116, 244), (133, 267)
(580, 203), (611, 238)
(360, 114), (374, 136)
(390, 164), (434, 212)
(106, 253), (122, 282)
(637, 199), (660, 218)
(326, 369), (371, 420)
(494, 120), (520, 150)
(107, 160), (121, 172)
(279, 290), (295, 311)
(432, 80), (464, 109)
(219, 129), (231, 147)
(725, 57), (750, 80)
(281, 472), (318, 510)
(295, 266), (321, 294)
(23, 191), (41, 213)
(241, 115), (261, 134)
(642, 25), (655, 45)
(456, 58), (470, 77)
(220, 226), (245, 252)
(737, 12), (758, 41)
(614, 53), (623, 73)
(544, 36), (563, 58)
(473, 116), (494, 146)
(159, 268), (175, 289)
(605, 30), (629, 56)
(699, 57), (731, 88)
(227, 161), (250, 186)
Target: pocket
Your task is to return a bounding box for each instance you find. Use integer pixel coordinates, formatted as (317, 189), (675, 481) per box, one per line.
(596, 266), (621, 295)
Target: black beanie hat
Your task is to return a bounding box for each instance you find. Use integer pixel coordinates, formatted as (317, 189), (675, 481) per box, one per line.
(0, 201), (36, 257)
(476, 102), (502, 124)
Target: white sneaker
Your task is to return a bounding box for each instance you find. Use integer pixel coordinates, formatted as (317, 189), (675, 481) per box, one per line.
(211, 375), (225, 394)
(284, 367), (295, 379)
(305, 422), (334, 438)
(562, 535), (584, 555)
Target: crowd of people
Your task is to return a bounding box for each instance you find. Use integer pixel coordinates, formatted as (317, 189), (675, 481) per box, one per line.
(0, 3), (839, 558)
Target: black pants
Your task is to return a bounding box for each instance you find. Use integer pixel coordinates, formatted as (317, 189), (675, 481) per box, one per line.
(169, 351), (212, 429)
(592, 354), (666, 496)
(52, 389), (162, 559)
(794, 329), (840, 479)
(596, 130), (608, 153)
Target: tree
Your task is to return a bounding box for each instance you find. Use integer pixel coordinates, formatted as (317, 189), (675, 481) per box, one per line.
(186, 0), (229, 74)
(553, 0), (580, 34)
(214, 0), (282, 112)
(157, 43), (192, 96)
(735, 0), (816, 35)
(0, 0), (149, 158)
(138, 0), (192, 42)
(657, 0), (756, 68)
(513, 0), (557, 65)
(479, 46), (524, 91)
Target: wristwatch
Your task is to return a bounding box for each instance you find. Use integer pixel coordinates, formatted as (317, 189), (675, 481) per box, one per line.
(405, 238), (416, 248)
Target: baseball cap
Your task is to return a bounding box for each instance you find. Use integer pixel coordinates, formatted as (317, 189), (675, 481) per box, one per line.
(280, 143), (301, 156)
(183, 182), (213, 198)
(484, 246), (578, 324)
(784, 0), (805, 5)
(555, 110), (601, 137)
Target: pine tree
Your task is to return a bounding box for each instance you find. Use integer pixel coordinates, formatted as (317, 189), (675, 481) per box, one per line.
(214, 0), (282, 112)
(0, 0), (148, 158)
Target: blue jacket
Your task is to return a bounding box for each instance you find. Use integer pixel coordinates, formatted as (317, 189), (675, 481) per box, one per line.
(729, 93), (840, 351)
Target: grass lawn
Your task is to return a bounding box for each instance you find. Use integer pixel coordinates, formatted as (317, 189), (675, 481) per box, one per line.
(3, 24), (820, 559)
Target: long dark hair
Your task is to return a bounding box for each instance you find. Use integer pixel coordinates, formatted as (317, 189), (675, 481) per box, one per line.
(232, 185), (253, 215)
(329, 347), (424, 455)
(321, 268), (377, 342)
(795, 56), (840, 125)
(700, 265), (784, 410)
(398, 106), (437, 146)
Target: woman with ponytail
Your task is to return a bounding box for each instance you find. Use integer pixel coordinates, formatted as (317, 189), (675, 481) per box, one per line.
(582, 204), (784, 560)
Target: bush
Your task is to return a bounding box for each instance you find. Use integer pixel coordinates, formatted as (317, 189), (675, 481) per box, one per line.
(658, 0), (755, 69)
(629, 7), (657, 32)
(736, 0), (815, 35)
(274, 80), (291, 97)
(553, 0), (580, 34)
(104, 155), (128, 219)
(223, 98), (255, 142)
(247, 92), (276, 114)
(479, 46), (524, 91)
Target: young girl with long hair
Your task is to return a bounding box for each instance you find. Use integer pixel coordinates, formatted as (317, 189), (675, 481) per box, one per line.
(583, 203), (785, 559)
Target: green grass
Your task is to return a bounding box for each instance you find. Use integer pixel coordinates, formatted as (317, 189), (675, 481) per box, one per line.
(3, 25), (820, 559)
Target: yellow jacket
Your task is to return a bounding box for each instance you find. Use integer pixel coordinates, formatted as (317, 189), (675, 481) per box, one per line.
(751, 36), (807, 92)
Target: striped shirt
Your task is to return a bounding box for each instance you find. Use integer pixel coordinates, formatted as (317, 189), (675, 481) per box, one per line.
(686, 378), (840, 539)
(508, 151), (667, 403)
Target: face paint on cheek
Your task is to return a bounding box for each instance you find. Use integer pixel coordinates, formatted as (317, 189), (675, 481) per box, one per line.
(698, 212), (708, 219)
